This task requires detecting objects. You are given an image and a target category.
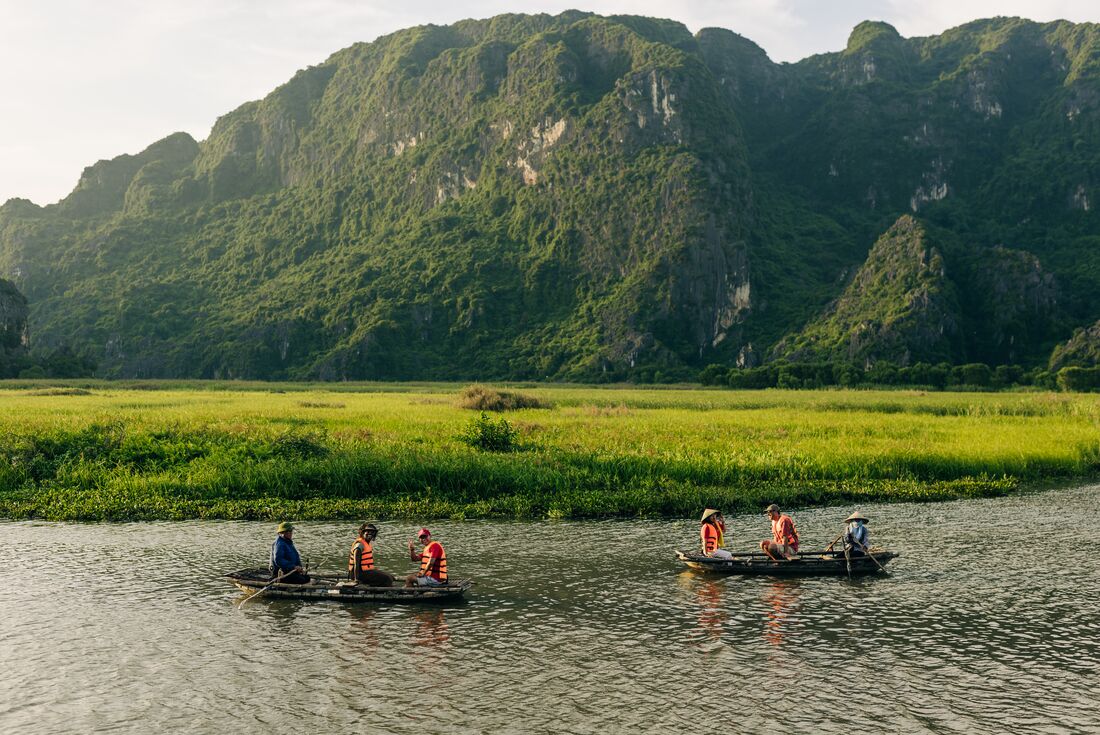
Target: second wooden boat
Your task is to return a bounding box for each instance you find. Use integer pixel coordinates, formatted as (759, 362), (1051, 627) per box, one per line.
(675, 549), (898, 577)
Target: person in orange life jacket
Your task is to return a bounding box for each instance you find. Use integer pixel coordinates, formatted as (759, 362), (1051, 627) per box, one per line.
(700, 508), (733, 559)
(405, 528), (447, 588)
(348, 523), (395, 587)
(760, 503), (799, 560)
(269, 521), (310, 584)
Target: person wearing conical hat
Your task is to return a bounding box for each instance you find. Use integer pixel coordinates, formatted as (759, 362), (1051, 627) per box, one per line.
(700, 509), (733, 560)
(842, 511), (870, 557)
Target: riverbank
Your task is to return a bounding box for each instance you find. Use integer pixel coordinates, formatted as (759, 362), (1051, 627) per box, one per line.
(1, 383), (1096, 520)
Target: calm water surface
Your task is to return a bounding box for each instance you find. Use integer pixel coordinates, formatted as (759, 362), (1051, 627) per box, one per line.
(2, 486), (1098, 734)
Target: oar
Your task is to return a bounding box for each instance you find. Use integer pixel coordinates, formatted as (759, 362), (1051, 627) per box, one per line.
(237, 568), (297, 608)
(855, 541), (891, 576)
(824, 532), (844, 553)
(843, 545), (852, 580)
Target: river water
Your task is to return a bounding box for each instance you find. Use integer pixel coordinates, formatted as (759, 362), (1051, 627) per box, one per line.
(2, 485), (1098, 734)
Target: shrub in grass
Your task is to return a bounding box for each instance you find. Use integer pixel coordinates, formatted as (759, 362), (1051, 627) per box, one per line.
(26, 388), (93, 396)
(459, 412), (520, 452)
(272, 431), (329, 459)
(457, 384), (548, 411)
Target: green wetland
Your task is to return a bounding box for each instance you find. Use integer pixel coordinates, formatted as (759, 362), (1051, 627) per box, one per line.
(1, 382), (1097, 521)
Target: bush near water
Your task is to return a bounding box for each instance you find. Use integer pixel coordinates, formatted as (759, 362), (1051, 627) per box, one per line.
(0, 382), (1097, 521)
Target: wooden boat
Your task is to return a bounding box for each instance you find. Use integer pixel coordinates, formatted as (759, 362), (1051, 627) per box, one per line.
(224, 568), (472, 603)
(675, 549), (898, 577)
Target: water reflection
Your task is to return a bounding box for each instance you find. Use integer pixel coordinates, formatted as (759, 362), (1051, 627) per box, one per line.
(693, 577), (728, 645)
(341, 606), (382, 655)
(761, 580), (802, 648)
(411, 609), (450, 648)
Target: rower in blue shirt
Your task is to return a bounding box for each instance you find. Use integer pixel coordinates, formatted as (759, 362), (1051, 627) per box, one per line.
(843, 511), (870, 557)
(269, 522), (311, 584)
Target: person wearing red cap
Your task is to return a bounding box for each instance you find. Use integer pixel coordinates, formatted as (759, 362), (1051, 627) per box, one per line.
(405, 527), (448, 588)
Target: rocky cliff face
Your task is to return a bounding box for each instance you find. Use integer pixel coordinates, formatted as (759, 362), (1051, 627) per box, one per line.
(2, 13), (1100, 379)
(960, 246), (1060, 364)
(0, 278), (28, 354)
(770, 216), (961, 366)
(771, 216), (1063, 366)
(1050, 320), (1100, 369)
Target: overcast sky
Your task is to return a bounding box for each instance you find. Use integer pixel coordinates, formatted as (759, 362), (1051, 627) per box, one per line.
(1, 0), (1097, 206)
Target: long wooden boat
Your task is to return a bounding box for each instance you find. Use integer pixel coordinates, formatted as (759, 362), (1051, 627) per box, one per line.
(225, 568), (472, 603)
(675, 549), (898, 577)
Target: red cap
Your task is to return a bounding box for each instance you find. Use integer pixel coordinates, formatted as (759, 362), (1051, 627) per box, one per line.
(417, 528), (431, 538)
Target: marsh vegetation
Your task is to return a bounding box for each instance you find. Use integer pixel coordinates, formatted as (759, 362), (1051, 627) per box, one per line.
(0, 382), (1096, 520)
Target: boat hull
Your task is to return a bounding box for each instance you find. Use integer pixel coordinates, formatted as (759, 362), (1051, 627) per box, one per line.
(676, 550), (897, 577)
(225, 569), (471, 603)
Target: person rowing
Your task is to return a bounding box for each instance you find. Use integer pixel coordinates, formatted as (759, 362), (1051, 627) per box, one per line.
(348, 523), (395, 587)
(760, 503), (799, 560)
(270, 521), (311, 584)
(842, 511), (870, 557)
(700, 508), (733, 559)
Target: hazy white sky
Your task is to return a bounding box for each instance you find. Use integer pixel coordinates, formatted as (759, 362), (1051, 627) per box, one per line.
(1, 0), (1096, 205)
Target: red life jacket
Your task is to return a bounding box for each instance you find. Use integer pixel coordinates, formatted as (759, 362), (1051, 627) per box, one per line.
(419, 540), (447, 582)
(700, 521), (724, 553)
(348, 537), (375, 573)
(772, 515), (799, 551)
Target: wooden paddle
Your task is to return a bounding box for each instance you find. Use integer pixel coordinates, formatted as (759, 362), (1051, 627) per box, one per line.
(855, 540), (891, 576)
(824, 532), (844, 553)
(237, 568), (298, 608)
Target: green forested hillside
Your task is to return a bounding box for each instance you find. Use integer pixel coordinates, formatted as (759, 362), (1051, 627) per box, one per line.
(2, 13), (1100, 379)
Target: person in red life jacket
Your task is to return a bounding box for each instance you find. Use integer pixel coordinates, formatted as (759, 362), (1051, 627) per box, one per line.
(348, 523), (395, 587)
(405, 528), (448, 588)
(760, 503), (799, 560)
(700, 508), (733, 559)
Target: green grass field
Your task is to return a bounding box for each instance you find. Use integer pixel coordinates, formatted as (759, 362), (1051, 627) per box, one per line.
(1, 381), (1097, 520)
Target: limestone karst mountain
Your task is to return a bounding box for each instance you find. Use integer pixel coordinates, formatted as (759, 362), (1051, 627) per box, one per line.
(1, 12), (1099, 378)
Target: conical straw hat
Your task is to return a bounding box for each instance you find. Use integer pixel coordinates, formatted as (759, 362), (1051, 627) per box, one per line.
(700, 508), (720, 522)
(845, 511), (869, 523)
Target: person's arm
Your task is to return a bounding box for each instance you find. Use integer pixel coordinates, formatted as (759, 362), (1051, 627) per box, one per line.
(352, 545), (362, 580)
(781, 518), (796, 545)
(273, 540), (292, 571)
(408, 539), (422, 562)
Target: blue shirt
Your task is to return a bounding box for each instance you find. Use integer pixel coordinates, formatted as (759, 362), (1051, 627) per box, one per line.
(270, 535), (301, 573)
(844, 523), (869, 551)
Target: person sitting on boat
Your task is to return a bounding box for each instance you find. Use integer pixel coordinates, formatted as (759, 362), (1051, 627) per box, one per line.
(760, 504), (799, 561)
(700, 508), (733, 560)
(842, 511), (870, 557)
(270, 521), (310, 584)
(405, 528), (447, 588)
(348, 523), (395, 587)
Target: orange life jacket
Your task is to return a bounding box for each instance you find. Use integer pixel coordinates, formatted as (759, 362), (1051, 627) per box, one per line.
(348, 537), (375, 573)
(772, 515), (799, 550)
(701, 521), (724, 554)
(419, 540), (447, 582)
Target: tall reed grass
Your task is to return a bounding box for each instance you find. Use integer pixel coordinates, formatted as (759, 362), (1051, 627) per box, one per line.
(0, 383), (1095, 520)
